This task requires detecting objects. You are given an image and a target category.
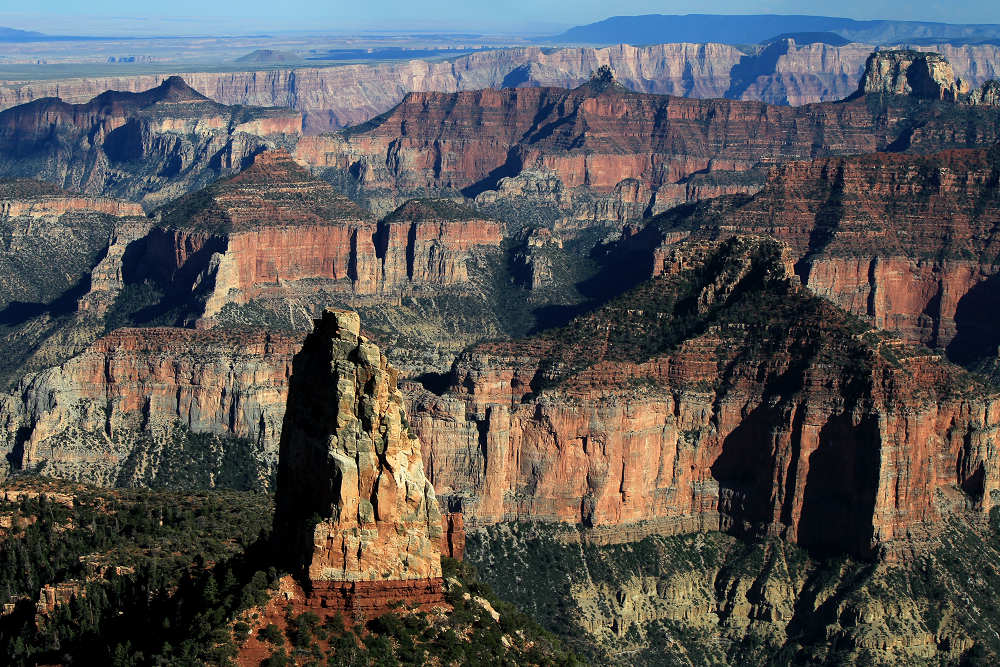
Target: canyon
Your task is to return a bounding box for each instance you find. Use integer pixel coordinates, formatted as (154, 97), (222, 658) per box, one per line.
(299, 63), (1000, 222)
(406, 237), (1000, 557)
(635, 146), (1000, 367)
(0, 76), (301, 209)
(1, 41), (1000, 133)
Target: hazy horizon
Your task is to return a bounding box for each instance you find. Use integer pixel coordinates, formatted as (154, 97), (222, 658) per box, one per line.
(3, 2), (1000, 38)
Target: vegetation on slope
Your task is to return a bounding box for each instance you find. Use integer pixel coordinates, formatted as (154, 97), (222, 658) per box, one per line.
(467, 516), (1000, 666)
(0, 479), (577, 666)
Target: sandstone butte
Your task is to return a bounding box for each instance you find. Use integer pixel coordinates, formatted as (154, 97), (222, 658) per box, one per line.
(272, 308), (445, 616)
(294, 63), (1000, 223)
(0, 41), (998, 132)
(405, 236), (1000, 558)
(139, 149), (502, 321)
(0, 76), (302, 209)
(853, 49), (971, 100)
(636, 146), (1000, 366)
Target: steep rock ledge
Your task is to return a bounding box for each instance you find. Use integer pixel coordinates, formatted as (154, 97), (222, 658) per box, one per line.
(407, 237), (1000, 557)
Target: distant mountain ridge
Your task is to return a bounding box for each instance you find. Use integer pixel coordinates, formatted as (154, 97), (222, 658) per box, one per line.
(0, 26), (109, 42)
(555, 14), (1000, 46)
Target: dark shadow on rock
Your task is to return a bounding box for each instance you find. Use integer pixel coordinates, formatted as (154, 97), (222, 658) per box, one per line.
(711, 403), (786, 532)
(795, 413), (880, 558)
(947, 274), (1000, 369)
(0, 274), (91, 326)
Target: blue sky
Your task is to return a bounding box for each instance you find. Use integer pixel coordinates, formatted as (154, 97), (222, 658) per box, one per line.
(2, 1), (998, 36)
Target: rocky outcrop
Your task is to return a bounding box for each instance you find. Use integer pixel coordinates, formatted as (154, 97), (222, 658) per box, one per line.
(640, 148), (1000, 366)
(970, 79), (1000, 106)
(855, 49), (970, 100)
(0, 181), (146, 311)
(379, 199), (503, 289)
(273, 308), (443, 615)
(0, 327), (299, 486)
(408, 237), (1000, 557)
(2, 42), (999, 131)
(441, 512), (466, 560)
(0, 77), (302, 208)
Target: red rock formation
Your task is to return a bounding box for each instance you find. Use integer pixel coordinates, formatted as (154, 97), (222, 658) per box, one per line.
(379, 199), (503, 288)
(138, 153), (505, 321)
(642, 148), (1000, 359)
(1, 327), (299, 484)
(297, 76), (999, 223)
(0, 77), (302, 207)
(440, 513), (466, 561)
(408, 237), (1000, 556)
(273, 309), (444, 614)
(1, 42), (998, 131)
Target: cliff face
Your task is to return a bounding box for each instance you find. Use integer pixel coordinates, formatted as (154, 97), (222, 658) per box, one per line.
(298, 78), (1000, 226)
(0, 77), (302, 208)
(408, 237), (1000, 556)
(643, 148), (1000, 367)
(0, 180), (145, 311)
(273, 309), (443, 614)
(1, 42), (998, 131)
(0, 327), (298, 487)
(856, 49), (970, 100)
(131, 151), (503, 326)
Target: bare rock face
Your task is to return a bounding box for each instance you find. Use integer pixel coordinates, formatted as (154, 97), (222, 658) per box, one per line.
(273, 308), (443, 613)
(0, 77), (302, 208)
(0, 327), (298, 486)
(132, 152), (505, 326)
(378, 199), (503, 289)
(640, 147), (1000, 367)
(408, 237), (1000, 557)
(299, 72), (999, 227)
(856, 50), (970, 100)
(1, 42), (999, 131)
(0, 180), (145, 311)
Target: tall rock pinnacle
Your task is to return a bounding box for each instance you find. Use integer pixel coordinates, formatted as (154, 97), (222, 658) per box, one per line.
(273, 308), (444, 613)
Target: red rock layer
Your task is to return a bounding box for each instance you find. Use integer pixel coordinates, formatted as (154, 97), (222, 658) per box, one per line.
(4, 327), (299, 477)
(646, 148), (1000, 353)
(440, 513), (466, 561)
(408, 238), (1000, 556)
(299, 579), (445, 620)
(296, 82), (1000, 222)
(145, 155), (503, 316)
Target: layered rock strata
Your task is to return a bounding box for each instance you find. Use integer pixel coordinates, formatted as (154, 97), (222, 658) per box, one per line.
(0, 327), (298, 485)
(273, 308), (444, 614)
(135, 151), (503, 323)
(408, 237), (1000, 556)
(640, 147), (1000, 364)
(0, 180), (146, 310)
(1, 42), (999, 131)
(0, 77), (302, 208)
(855, 49), (970, 100)
(298, 71), (1000, 225)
